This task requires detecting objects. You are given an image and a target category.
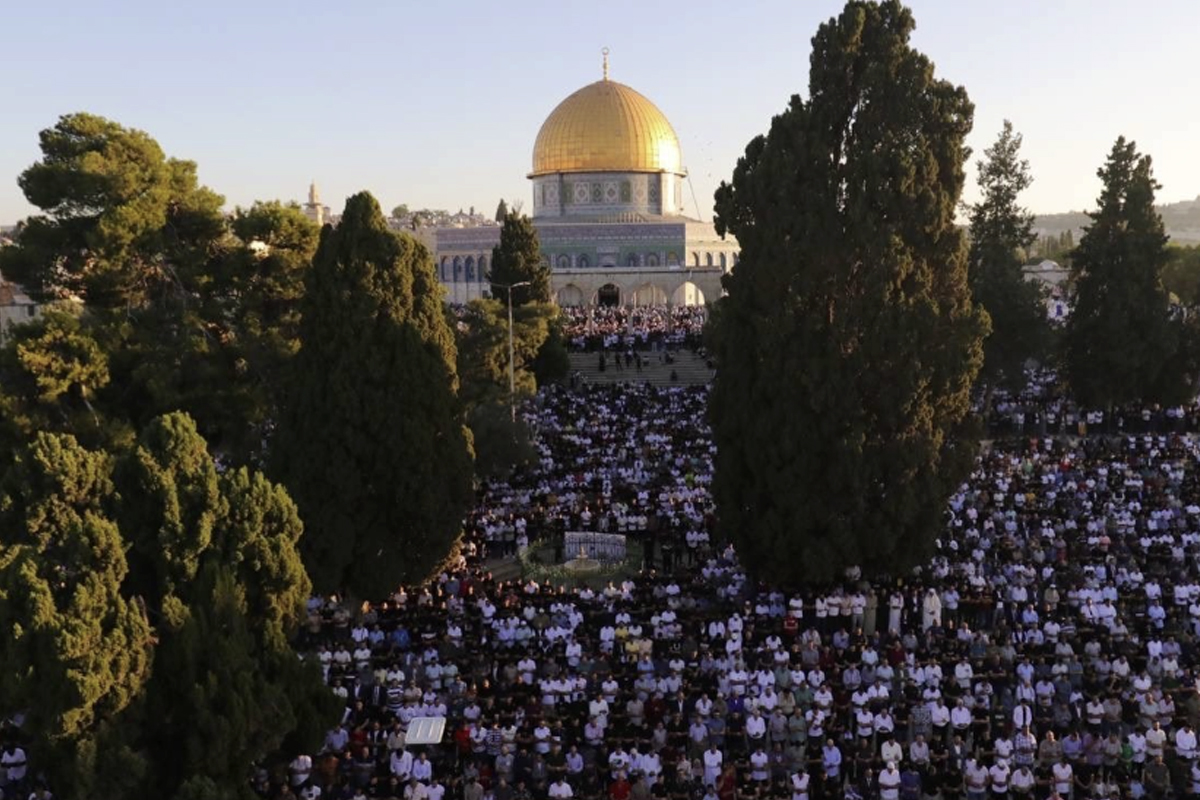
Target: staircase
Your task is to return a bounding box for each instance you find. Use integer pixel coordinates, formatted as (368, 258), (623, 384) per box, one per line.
(567, 350), (715, 387)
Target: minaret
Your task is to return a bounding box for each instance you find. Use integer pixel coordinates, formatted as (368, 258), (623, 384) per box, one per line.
(304, 180), (325, 225)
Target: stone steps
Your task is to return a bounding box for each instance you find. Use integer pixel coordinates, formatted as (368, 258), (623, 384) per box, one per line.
(567, 351), (714, 387)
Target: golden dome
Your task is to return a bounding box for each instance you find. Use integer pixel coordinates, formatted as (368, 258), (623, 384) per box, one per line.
(530, 79), (684, 178)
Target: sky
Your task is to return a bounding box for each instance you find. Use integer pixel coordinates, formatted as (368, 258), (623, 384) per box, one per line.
(2, 0), (1198, 225)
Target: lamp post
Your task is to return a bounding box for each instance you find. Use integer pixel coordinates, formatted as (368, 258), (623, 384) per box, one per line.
(494, 280), (532, 422)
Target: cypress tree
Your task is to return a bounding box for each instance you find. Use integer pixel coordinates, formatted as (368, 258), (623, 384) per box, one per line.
(709, 0), (987, 585)
(968, 121), (1050, 392)
(1064, 137), (1188, 406)
(274, 192), (473, 598)
(489, 211), (550, 306)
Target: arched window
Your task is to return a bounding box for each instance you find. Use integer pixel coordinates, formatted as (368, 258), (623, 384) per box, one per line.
(478, 255), (488, 283)
(646, 254), (659, 267)
(453, 256), (463, 281)
(706, 253), (714, 267)
(557, 254), (571, 269)
(720, 253), (727, 270)
(693, 252), (701, 267)
(464, 256), (475, 281)
(626, 253), (639, 267)
(667, 252), (679, 267)
(578, 255), (589, 269)
(440, 257), (449, 281)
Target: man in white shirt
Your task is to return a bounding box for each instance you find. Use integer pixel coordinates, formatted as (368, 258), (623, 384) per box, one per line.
(1, 744), (27, 787)
(391, 748), (414, 781)
(988, 761), (1010, 795)
(791, 767), (810, 800)
(878, 762), (901, 800)
(1051, 760), (1073, 797)
(1176, 723), (1198, 760)
(702, 745), (724, 786)
(290, 754), (314, 788)
(411, 752), (433, 782)
(750, 746), (770, 783)
(881, 736), (903, 766)
(548, 777), (574, 798)
(1011, 764), (1035, 795)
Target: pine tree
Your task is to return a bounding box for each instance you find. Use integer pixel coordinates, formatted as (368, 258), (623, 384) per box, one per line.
(274, 192), (473, 597)
(489, 212), (550, 306)
(1064, 137), (1186, 406)
(495, 198), (509, 223)
(968, 121), (1050, 392)
(0, 113), (224, 307)
(709, 0), (987, 585)
(0, 433), (153, 744)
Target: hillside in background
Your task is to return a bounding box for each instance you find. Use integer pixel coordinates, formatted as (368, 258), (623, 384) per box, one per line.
(1035, 196), (1200, 243)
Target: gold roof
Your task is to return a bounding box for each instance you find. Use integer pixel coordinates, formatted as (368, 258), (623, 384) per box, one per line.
(530, 79), (684, 178)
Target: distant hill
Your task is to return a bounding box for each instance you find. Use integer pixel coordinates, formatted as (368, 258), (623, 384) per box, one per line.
(1035, 196), (1200, 244)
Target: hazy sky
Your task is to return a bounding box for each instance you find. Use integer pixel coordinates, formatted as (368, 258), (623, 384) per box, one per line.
(2, 0), (1197, 224)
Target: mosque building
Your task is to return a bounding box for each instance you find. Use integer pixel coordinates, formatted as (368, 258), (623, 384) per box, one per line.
(435, 52), (737, 307)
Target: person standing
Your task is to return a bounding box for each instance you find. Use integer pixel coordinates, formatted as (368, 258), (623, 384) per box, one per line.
(864, 590), (879, 638)
(888, 591), (904, 635)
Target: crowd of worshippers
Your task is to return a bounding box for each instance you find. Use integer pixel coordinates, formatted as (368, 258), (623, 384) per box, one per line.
(562, 307), (707, 353)
(985, 371), (1200, 439)
(261, 382), (1200, 800)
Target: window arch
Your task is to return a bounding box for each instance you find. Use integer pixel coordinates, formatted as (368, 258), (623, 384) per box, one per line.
(626, 253), (639, 267)
(719, 253), (727, 270)
(667, 252), (679, 267)
(692, 252), (701, 267)
(557, 254), (571, 269)
(440, 257), (449, 281)
(478, 255), (488, 283)
(578, 255), (590, 268)
(646, 254), (659, 267)
(464, 256), (475, 281)
(705, 253), (714, 267)
(452, 256), (463, 281)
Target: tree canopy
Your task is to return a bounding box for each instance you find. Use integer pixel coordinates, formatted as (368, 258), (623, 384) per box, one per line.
(0, 113), (224, 308)
(0, 412), (333, 799)
(273, 192), (473, 598)
(967, 121), (1050, 392)
(0, 114), (321, 466)
(489, 211), (550, 306)
(709, 0), (987, 586)
(1063, 137), (1192, 406)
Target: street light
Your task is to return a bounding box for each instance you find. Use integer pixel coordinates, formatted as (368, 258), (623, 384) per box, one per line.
(493, 280), (532, 422)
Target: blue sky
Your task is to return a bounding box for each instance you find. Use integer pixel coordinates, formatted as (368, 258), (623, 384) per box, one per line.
(2, 0), (1197, 224)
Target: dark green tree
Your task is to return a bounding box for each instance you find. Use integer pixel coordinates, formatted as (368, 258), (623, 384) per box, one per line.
(0, 112), (224, 307)
(0, 308), (126, 466)
(488, 212), (550, 306)
(466, 401), (536, 480)
(274, 192), (473, 597)
(968, 121), (1050, 392)
(0, 412), (333, 798)
(0, 433), (153, 745)
(114, 413), (330, 799)
(1162, 245), (1200, 305)
(455, 298), (559, 410)
(709, 0), (987, 585)
(495, 198), (509, 223)
(531, 315), (571, 385)
(1063, 137), (1188, 405)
